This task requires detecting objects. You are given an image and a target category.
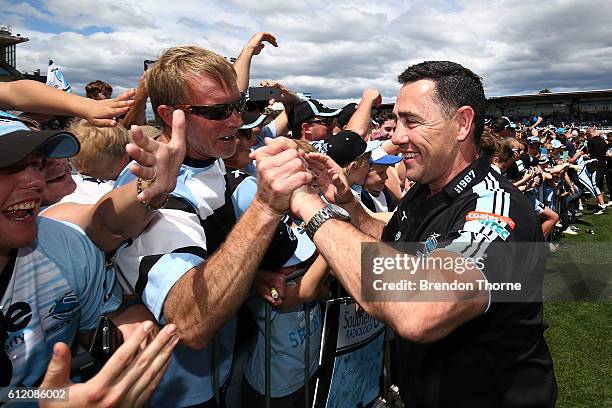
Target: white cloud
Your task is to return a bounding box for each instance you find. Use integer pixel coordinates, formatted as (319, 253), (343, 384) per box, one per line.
(3, 0), (612, 104)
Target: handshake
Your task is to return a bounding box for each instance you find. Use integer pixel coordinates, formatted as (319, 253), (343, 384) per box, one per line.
(250, 137), (354, 220)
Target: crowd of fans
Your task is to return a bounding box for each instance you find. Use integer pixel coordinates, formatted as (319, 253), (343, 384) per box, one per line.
(502, 112), (612, 129)
(1, 30), (609, 407)
(483, 116), (611, 249)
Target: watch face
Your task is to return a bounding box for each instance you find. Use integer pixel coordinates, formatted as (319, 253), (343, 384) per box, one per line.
(328, 203), (350, 219)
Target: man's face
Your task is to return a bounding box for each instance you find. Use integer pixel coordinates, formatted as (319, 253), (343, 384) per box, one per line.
(42, 158), (76, 206)
(182, 75), (243, 160)
(302, 117), (334, 141)
(365, 164), (389, 192)
(377, 119), (397, 140)
(0, 156), (45, 253)
(224, 129), (256, 169)
(93, 92), (111, 101)
(391, 80), (461, 186)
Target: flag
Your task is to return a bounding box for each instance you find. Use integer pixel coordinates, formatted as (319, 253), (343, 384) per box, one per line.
(46, 59), (71, 92)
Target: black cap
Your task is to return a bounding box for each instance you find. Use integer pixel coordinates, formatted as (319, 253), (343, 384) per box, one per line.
(240, 111), (266, 130)
(490, 117), (513, 131)
(324, 130), (368, 167)
(0, 111), (80, 168)
(337, 103), (358, 128)
(287, 100), (342, 135)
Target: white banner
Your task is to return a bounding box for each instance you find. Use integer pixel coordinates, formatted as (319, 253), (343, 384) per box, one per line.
(336, 302), (384, 351)
(46, 60), (71, 92)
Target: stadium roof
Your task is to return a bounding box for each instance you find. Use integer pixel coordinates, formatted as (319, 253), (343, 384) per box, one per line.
(488, 89), (612, 103)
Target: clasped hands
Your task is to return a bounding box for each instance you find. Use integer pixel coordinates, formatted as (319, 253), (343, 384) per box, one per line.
(251, 137), (353, 220)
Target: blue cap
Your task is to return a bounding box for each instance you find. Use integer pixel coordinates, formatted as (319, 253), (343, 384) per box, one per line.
(367, 141), (402, 165)
(555, 127), (565, 134)
(0, 110), (80, 168)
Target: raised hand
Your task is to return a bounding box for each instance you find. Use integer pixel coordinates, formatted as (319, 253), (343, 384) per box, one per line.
(126, 110), (186, 203)
(361, 89), (382, 109)
(79, 89), (136, 127)
(305, 153), (353, 205)
(259, 80), (300, 106)
(39, 322), (178, 408)
(245, 32), (278, 56)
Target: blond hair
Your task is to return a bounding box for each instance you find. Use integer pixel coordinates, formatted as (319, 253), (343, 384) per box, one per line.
(68, 120), (130, 180)
(145, 45), (237, 128)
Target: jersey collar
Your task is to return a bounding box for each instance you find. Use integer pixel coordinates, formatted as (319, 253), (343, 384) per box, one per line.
(442, 154), (491, 199)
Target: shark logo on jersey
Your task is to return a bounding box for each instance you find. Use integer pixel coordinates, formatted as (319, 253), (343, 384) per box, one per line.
(417, 232), (441, 257)
(46, 291), (79, 321)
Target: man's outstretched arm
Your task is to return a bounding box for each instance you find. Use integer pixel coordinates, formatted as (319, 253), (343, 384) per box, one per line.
(163, 147), (312, 349)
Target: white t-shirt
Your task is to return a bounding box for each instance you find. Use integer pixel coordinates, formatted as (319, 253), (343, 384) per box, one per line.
(60, 174), (114, 204)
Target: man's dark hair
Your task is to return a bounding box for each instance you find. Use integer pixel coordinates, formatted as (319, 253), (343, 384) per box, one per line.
(85, 80), (113, 99)
(398, 61), (486, 143)
(376, 110), (396, 125)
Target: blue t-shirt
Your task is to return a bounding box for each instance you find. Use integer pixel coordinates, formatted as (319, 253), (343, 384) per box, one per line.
(244, 121), (277, 176)
(244, 298), (321, 397)
(114, 159), (236, 407)
(1, 218), (122, 394)
(231, 175), (322, 397)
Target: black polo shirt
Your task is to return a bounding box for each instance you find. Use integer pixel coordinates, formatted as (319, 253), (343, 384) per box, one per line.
(382, 155), (556, 407)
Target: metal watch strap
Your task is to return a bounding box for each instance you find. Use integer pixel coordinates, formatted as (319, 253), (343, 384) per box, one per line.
(304, 206), (332, 239)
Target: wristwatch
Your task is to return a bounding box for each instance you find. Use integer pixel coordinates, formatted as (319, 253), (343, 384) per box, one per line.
(304, 204), (351, 239)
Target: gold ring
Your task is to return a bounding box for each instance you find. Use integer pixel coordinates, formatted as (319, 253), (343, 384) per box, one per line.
(143, 168), (157, 183)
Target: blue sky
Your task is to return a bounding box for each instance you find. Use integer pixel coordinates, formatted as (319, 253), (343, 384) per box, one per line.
(2, 0), (612, 107)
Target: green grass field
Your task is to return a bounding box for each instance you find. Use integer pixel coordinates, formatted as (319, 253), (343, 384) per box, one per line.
(544, 200), (612, 407)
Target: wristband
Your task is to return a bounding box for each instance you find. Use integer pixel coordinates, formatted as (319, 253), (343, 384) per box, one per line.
(137, 177), (169, 212)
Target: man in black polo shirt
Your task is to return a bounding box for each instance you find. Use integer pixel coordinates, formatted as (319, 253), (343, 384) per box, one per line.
(256, 61), (556, 407)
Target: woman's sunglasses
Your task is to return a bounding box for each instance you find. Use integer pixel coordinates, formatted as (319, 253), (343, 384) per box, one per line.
(175, 94), (247, 121)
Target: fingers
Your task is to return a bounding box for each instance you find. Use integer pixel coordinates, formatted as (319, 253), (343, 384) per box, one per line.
(114, 88), (136, 102)
(251, 137), (297, 160)
(93, 321), (157, 387)
(305, 155), (331, 172)
(120, 324), (179, 405)
(262, 33), (278, 47)
(40, 342), (72, 389)
(127, 152), (156, 177)
(169, 110), (186, 151)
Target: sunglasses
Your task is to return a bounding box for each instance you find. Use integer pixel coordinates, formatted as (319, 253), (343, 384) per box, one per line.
(308, 117), (335, 127)
(175, 94), (247, 121)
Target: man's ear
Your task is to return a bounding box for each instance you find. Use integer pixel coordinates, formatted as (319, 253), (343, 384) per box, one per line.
(301, 122), (311, 139)
(157, 105), (174, 130)
(455, 106), (475, 142)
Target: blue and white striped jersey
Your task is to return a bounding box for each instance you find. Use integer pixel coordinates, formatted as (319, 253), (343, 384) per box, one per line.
(1, 218), (122, 390)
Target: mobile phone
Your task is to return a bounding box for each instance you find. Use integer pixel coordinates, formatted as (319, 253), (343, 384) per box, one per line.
(89, 316), (124, 363)
(248, 86), (281, 101)
(144, 59), (157, 71)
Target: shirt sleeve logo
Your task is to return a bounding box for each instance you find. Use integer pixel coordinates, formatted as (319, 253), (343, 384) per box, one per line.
(465, 211), (516, 230)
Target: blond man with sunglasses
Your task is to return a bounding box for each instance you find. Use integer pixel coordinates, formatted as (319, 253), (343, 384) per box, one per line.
(114, 45), (312, 407)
